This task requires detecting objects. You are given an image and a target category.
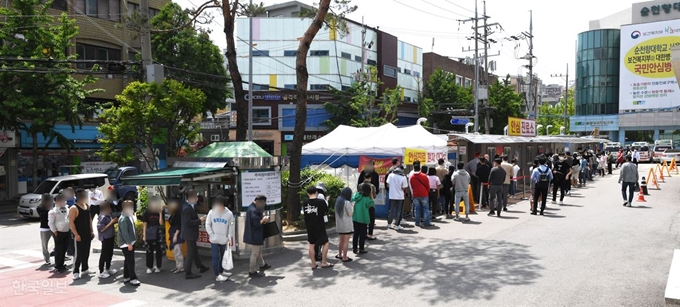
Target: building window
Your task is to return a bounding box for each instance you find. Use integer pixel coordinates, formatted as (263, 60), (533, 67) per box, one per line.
(126, 2), (138, 15)
(283, 50), (297, 56)
(284, 84), (296, 90)
(310, 50), (329, 56)
(252, 107), (271, 125)
(404, 69), (411, 75)
(252, 50), (269, 57)
(341, 85), (351, 91)
(465, 78), (472, 88)
(76, 0), (120, 21)
(413, 71), (420, 77)
(75, 43), (122, 69)
(252, 84), (269, 90)
(341, 52), (351, 59)
(128, 51), (138, 61)
(383, 65), (397, 78)
(367, 59), (377, 66)
(404, 96), (411, 102)
(50, 0), (68, 11)
(355, 55), (362, 62)
(310, 84), (329, 91)
(210, 134), (220, 142)
(455, 75), (464, 86)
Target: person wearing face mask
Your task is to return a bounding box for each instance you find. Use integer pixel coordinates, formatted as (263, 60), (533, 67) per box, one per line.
(88, 186), (104, 219)
(243, 195), (271, 278)
(167, 198), (185, 274)
(142, 197), (165, 274)
(552, 154), (572, 206)
(96, 201), (118, 279)
(357, 162), (379, 240)
(37, 193), (54, 265)
(69, 189), (94, 280)
(182, 190), (209, 279)
(118, 200), (141, 286)
(205, 196), (235, 282)
(48, 194), (71, 273)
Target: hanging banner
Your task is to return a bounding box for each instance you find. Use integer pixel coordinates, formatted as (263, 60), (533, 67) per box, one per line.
(508, 116), (536, 137)
(358, 156), (396, 184)
(404, 148), (427, 165)
(427, 152), (448, 164)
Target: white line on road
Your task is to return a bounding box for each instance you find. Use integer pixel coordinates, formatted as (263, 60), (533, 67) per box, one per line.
(108, 299), (146, 307)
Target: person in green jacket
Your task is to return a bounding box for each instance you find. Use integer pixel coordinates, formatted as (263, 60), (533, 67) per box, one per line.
(351, 183), (374, 254)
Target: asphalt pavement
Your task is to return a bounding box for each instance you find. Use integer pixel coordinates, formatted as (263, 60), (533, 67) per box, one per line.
(0, 163), (679, 306)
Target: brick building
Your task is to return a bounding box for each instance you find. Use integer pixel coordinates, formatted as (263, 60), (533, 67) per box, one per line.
(422, 52), (497, 88)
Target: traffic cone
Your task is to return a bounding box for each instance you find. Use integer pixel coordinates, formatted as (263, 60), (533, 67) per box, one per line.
(641, 177), (649, 195)
(659, 167), (665, 182)
(636, 187), (647, 202)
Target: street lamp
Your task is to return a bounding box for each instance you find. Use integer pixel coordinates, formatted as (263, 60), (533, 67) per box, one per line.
(546, 125), (553, 136)
(465, 123), (475, 134)
(503, 125), (508, 135)
(536, 125), (543, 135)
(416, 117), (427, 125)
(559, 126), (566, 135)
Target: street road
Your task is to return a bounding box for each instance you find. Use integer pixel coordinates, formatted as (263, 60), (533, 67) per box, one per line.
(0, 163), (678, 306)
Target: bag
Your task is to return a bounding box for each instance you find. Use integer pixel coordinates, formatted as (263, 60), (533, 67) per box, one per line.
(146, 225), (159, 241)
(536, 168), (550, 189)
(221, 245), (234, 271)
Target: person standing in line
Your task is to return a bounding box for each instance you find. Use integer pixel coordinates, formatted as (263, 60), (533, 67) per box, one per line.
(88, 187), (104, 220)
(452, 162), (471, 221)
(529, 160), (539, 212)
(69, 189), (93, 280)
(619, 155), (639, 207)
(551, 154), (572, 205)
(304, 186), (334, 269)
(97, 202), (118, 279)
(442, 166), (455, 218)
(488, 159), (507, 217)
(357, 161), (379, 241)
(500, 156), (514, 211)
(352, 184), (375, 254)
(531, 158), (553, 215)
(475, 158), (491, 209)
(49, 194), (71, 273)
(385, 158), (400, 218)
(466, 153), (481, 203)
(579, 156), (589, 187)
(167, 198), (184, 274)
(243, 195), (270, 278)
(334, 187), (354, 262)
(312, 182), (329, 261)
(142, 199), (164, 274)
(632, 148), (641, 165)
(571, 157), (582, 188)
(38, 194), (54, 265)
(205, 196), (235, 282)
(565, 152), (574, 196)
(182, 190), (209, 279)
(436, 158), (449, 215)
(427, 167), (442, 217)
(387, 167), (409, 229)
(410, 164), (432, 227)
(118, 200), (141, 286)
(510, 159), (520, 199)
(607, 151), (614, 175)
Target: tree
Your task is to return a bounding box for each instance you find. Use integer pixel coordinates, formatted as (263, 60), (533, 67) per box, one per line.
(150, 2), (230, 114)
(423, 68), (474, 131)
(287, 0), (357, 224)
(97, 80), (206, 170)
(0, 0), (100, 188)
(537, 88), (575, 135)
(485, 75), (524, 134)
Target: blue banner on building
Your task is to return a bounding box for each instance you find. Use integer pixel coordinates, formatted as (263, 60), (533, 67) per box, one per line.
(20, 124), (103, 149)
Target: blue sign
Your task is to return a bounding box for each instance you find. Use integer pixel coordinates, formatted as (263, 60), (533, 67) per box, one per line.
(450, 118), (470, 125)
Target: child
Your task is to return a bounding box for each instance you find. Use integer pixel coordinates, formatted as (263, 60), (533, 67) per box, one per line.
(167, 198), (184, 274)
(97, 201), (118, 278)
(142, 197), (164, 274)
(37, 194), (54, 265)
(118, 200), (141, 286)
(205, 196), (235, 282)
(48, 194), (70, 273)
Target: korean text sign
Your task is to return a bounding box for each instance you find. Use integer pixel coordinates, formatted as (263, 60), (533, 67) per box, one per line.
(508, 117), (536, 137)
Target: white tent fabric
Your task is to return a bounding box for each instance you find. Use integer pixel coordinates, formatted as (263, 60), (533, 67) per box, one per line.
(302, 123), (448, 156)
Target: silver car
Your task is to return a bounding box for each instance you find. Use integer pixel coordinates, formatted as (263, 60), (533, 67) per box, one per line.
(17, 174), (110, 218)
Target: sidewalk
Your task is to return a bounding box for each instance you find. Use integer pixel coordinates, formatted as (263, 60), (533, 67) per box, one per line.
(0, 199), (18, 214)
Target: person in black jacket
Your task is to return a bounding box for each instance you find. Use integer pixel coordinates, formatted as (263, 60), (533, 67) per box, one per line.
(168, 198), (185, 274)
(243, 195), (270, 278)
(181, 190), (208, 279)
(475, 158), (491, 208)
(38, 194), (54, 265)
(357, 161), (379, 240)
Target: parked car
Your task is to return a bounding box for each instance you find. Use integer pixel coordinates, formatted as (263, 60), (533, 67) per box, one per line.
(104, 166), (139, 200)
(660, 149), (680, 163)
(653, 145), (674, 163)
(632, 141), (649, 147)
(17, 174), (110, 218)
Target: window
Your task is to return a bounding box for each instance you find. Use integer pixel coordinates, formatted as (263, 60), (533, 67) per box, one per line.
(404, 96), (411, 102)
(310, 84), (329, 91)
(76, 0), (120, 21)
(397, 67), (402, 73)
(367, 59), (377, 66)
(76, 43), (122, 69)
(149, 8), (159, 19)
(126, 2), (138, 15)
(252, 50), (269, 57)
(310, 50), (329, 56)
(404, 69), (411, 75)
(283, 50), (297, 56)
(50, 0), (68, 11)
(456, 76), (464, 86)
(413, 71), (420, 77)
(341, 85), (351, 92)
(252, 84), (269, 90)
(355, 55), (362, 62)
(128, 51), (138, 61)
(284, 84), (296, 90)
(383, 65), (397, 78)
(341, 52), (351, 59)
(210, 134), (220, 142)
(252, 107), (271, 125)
(465, 78), (472, 87)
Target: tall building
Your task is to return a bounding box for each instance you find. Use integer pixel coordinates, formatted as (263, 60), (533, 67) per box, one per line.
(574, 0), (680, 144)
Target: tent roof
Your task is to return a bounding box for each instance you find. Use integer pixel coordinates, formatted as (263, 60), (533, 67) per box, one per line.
(190, 141), (272, 158)
(449, 133), (610, 145)
(120, 167), (228, 186)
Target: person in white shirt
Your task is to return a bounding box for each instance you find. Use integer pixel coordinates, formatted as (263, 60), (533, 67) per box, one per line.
(510, 159), (521, 199)
(386, 167), (409, 230)
(632, 149), (641, 165)
(205, 196), (235, 282)
(48, 194), (71, 273)
(88, 187), (105, 219)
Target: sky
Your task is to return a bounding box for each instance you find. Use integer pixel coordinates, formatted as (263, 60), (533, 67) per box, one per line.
(174, 0), (640, 86)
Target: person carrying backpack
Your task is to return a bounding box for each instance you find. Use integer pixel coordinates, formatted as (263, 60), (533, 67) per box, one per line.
(531, 158), (553, 216)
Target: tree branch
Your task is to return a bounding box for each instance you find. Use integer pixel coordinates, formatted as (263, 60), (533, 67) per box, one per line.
(150, 1), (218, 33)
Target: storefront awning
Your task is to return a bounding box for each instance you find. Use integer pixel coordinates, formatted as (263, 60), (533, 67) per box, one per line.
(120, 167), (227, 186)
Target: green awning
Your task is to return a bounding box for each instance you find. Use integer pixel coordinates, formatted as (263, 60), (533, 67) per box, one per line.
(120, 167), (226, 186)
(190, 141), (273, 158)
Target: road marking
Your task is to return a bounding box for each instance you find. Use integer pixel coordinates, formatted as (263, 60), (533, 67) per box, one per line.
(109, 299), (146, 307)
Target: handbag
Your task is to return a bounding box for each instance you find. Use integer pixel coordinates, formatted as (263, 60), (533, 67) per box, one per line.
(222, 245), (234, 271)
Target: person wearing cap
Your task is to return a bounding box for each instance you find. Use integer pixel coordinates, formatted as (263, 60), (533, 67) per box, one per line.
(385, 158), (400, 221)
(386, 166), (409, 230)
(487, 158), (507, 217)
(243, 195), (270, 278)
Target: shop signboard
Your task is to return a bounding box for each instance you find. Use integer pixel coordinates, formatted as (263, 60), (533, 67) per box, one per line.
(508, 117), (536, 137)
(81, 162), (117, 173)
(619, 20), (680, 112)
(240, 170), (282, 208)
(0, 130), (16, 148)
(404, 148), (427, 165)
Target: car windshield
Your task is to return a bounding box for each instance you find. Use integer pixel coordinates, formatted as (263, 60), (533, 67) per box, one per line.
(104, 168), (120, 182)
(655, 146), (671, 151)
(34, 180), (58, 194)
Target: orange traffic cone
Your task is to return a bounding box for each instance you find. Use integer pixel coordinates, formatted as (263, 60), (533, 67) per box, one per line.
(636, 187), (647, 202)
(659, 169), (665, 182)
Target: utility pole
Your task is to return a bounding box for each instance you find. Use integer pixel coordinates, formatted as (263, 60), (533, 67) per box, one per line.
(140, 0), (152, 69)
(247, 0), (254, 141)
(361, 16), (365, 79)
(527, 10), (535, 118)
(473, 0), (479, 133)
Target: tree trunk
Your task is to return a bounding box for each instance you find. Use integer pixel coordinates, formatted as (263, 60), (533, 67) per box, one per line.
(32, 132), (38, 190)
(286, 0), (332, 223)
(223, 1), (247, 141)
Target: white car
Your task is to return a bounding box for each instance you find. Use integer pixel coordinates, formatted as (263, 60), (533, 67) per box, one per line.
(17, 174), (110, 218)
(660, 149), (680, 163)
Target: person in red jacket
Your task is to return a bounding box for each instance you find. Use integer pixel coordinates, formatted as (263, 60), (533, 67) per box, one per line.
(409, 162), (432, 227)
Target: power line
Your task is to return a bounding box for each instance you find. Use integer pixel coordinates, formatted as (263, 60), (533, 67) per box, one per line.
(392, 0), (459, 21)
(444, 0), (476, 14)
(421, 0), (468, 18)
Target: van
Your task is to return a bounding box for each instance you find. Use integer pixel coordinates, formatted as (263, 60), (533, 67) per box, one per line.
(655, 139), (673, 147)
(17, 174), (110, 218)
(632, 145), (652, 163)
(631, 141), (649, 147)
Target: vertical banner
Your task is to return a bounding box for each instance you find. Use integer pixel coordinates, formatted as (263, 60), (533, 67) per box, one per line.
(404, 148), (427, 165)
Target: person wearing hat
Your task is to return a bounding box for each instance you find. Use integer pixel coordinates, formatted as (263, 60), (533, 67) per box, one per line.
(243, 195), (271, 278)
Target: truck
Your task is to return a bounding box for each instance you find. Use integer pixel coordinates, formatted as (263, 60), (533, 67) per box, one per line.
(104, 166), (139, 200)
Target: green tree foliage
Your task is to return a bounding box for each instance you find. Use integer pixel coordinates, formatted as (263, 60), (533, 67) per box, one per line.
(537, 88), (575, 135)
(485, 75), (524, 134)
(150, 2), (230, 114)
(423, 68), (474, 130)
(0, 0), (100, 187)
(97, 80), (206, 168)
